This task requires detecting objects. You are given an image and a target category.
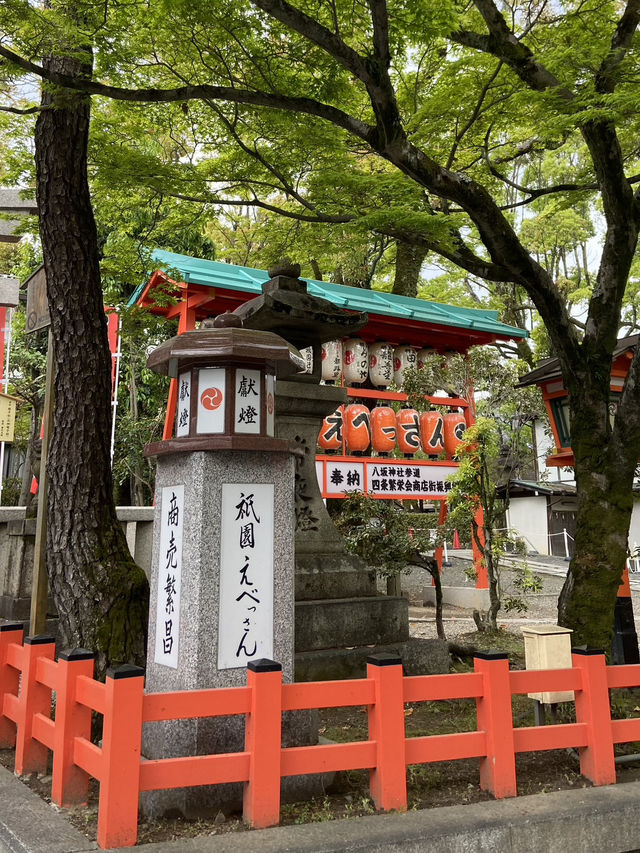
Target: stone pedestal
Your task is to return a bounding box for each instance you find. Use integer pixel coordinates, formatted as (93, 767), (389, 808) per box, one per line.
(275, 377), (376, 601)
(144, 449), (312, 817)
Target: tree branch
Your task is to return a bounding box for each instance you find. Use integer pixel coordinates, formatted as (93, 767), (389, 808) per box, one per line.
(595, 0), (640, 94)
(0, 103), (47, 114)
(171, 192), (354, 224)
(248, 0), (372, 83)
(0, 44), (376, 143)
(367, 0), (391, 68)
(451, 1), (571, 98)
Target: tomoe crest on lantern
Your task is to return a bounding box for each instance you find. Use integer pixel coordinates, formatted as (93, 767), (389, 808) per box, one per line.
(393, 345), (418, 388)
(321, 339), (342, 383)
(343, 338), (369, 385)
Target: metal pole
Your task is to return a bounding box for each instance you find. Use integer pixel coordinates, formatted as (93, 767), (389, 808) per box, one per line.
(443, 539), (451, 567)
(30, 329), (54, 635)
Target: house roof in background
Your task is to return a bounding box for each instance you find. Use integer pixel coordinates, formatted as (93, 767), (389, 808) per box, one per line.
(518, 335), (639, 387)
(497, 479), (577, 497)
(0, 188), (38, 244)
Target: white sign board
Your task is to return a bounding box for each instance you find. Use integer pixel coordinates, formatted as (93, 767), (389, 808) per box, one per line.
(176, 370), (191, 437)
(234, 368), (262, 434)
(316, 457), (459, 499)
(154, 485), (184, 669)
(365, 462), (458, 497)
(218, 483), (274, 669)
(325, 461), (365, 494)
(197, 367), (226, 434)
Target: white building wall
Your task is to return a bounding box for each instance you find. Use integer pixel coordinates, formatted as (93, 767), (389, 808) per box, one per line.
(506, 496), (550, 555)
(628, 503), (640, 553)
(534, 420), (575, 485)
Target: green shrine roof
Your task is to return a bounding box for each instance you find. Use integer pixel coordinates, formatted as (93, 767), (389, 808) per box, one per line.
(130, 249), (528, 341)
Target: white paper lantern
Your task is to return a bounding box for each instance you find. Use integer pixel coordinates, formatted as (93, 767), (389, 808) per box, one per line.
(300, 346), (314, 374)
(369, 342), (394, 387)
(321, 339), (342, 383)
(417, 347), (438, 371)
(343, 338), (369, 385)
(393, 345), (418, 388)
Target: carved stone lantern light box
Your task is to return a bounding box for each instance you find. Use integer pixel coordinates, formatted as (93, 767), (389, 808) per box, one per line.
(145, 311), (305, 457)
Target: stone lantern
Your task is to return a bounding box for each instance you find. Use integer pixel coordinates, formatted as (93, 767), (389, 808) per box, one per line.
(145, 311), (304, 454)
(142, 312), (306, 818)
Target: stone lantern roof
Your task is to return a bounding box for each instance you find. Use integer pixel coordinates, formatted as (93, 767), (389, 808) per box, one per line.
(147, 315), (305, 378)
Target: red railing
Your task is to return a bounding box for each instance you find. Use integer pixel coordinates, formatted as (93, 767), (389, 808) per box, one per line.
(2, 621), (640, 849)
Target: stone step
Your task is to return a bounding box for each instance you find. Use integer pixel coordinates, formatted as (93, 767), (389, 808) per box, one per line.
(295, 595), (409, 652)
(294, 636), (449, 681)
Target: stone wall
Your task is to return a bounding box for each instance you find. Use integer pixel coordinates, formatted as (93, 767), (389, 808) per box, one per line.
(0, 506), (154, 621)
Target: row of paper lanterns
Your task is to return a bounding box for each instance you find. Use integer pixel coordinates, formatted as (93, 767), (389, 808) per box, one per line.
(318, 403), (467, 457)
(300, 340), (443, 387)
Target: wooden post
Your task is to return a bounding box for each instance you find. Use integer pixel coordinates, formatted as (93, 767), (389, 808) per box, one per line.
(572, 649), (616, 785)
(0, 622), (23, 747)
(51, 649), (94, 807)
(434, 500), (447, 576)
(97, 664), (145, 849)
(14, 635), (55, 776)
(474, 652), (517, 798)
(367, 654), (407, 812)
(243, 659), (283, 829)
(30, 329), (54, 635)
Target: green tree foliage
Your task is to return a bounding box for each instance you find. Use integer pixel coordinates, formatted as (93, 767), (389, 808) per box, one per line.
(2, 0), (640, 649)
(446, 418), (541, 630)
(333, 490), (445, 638)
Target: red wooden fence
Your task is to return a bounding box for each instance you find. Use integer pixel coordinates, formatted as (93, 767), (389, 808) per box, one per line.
(2, 621), (640, 849)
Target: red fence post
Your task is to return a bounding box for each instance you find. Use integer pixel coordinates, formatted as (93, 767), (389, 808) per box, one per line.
(15, 635), (55, 776)
(367, 653), (407, 812)
(0, 622), (23, 748)
(51, 649), (95, 807)
(474, 651), (517, 798)
(572, 648), (616, 785)
(243, 659), (283, 829)
(97, 664), (145, 850)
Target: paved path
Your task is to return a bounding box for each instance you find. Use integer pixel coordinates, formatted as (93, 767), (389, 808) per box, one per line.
(404, 549), (640, 643)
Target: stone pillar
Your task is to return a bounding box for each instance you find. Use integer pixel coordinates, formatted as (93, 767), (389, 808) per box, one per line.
(141, 314), (317, 817)
(143, 450), (296, 817)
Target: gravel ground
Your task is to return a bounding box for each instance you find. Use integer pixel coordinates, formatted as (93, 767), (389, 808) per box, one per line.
(396, 551), (640, 646)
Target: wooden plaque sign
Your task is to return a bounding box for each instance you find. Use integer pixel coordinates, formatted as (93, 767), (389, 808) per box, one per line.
(25, 266), (50, 334)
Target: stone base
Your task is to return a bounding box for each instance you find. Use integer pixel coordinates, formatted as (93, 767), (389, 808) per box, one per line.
(423, 585), (490, 610)
(0, 594), (31, 621)
(295, 637), (449, 681)
(295, 596), (409, 652)
(295, 552), (377, 600)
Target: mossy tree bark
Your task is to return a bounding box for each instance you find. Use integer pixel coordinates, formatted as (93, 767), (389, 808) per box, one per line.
(392, 240), (428, 298)
(34, 49), (149, 678)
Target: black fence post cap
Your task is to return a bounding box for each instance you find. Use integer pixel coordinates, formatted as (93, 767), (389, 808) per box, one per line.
(106, 663), (146, 680)
(0, 622), (23, 633)
(367, 653), (403, 667)
(25, 635), (56, 646)
(58, 648), (95, 662)
(571, 647), (605, 656)
(247, 659), (282, 673)
(474, 650), (509, 661)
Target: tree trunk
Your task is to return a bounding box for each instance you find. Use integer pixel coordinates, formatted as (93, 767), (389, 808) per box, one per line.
(392, 240), (428, 298)
(35, 50), (149, 678)
(558, 371), (637, 649)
